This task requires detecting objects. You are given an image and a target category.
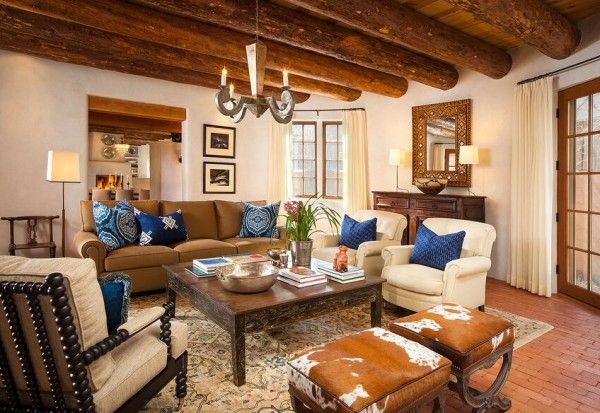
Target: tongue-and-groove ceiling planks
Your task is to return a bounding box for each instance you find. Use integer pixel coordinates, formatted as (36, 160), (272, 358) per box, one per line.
(0, 0), (596, 101)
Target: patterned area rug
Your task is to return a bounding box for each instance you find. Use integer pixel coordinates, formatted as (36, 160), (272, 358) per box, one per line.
(131, 295), (552, 413)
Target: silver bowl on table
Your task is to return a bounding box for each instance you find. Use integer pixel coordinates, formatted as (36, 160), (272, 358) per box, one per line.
(215, 261), (279, 294)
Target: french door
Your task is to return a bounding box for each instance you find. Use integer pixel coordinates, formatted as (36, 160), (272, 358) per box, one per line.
(557, 77), (600, 308)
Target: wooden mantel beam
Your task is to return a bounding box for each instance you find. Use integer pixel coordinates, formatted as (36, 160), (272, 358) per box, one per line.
(0, 26), (311, 104)
(285, 0), (512, 79)
(0, 5), (349, 101)
(444, 0), (581, 59)
(129, 0), (458, 90)
(0, 0), (408, 97)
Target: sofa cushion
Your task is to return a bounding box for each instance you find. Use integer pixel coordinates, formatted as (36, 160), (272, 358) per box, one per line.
(0, 256), (115, 393)
(239, 201), (280, 238)
(161, 201), (218, 240)
(135, 209), (188, 246)
(287, 327), (451, 412)
(410, 224), (466, 270)
(223, 237), (287, 254)
(311, 246), (357, 266)
(81, 200), (159, 233)
(339, 215), (377, 250)
(105, 245), (179, 272)
(382, 264), (444, 295)
(173, 239), (237, 262)
(390, 304), (514, 369)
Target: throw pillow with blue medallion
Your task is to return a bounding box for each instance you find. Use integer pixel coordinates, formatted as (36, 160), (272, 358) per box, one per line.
(410, 224), (466, 270)
(239, 201), (280, 237)
(135, 208), (188, 245)
(93, 201), (138, 252)
(339, 215), (377, 250)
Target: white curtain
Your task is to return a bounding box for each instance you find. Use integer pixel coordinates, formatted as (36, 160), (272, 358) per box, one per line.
(508, 77), (554, 297)
(342, 109), (370, 214)
(267, 120), (291, 204)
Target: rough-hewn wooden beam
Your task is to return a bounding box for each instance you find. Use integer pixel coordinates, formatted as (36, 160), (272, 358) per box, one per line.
(89, 96), (187, 122)
(89, 125), (172, 145)
(129, 0), (458, 90)
(0, 5), (346, 101)
(0, 26), (310, 103)
(0, 0), (408, 97)
(444, 0), (581, 59)
(285, 0), (512, 79)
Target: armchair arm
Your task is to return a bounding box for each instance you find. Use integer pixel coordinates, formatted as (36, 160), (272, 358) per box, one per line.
(312, 233), (340, 250)
(74, 231), (107, 273)
(118, 306), (165, 336)
(444, 256), (491, 279)
(357, 240), (402, 259)
(382, 245), (414, 266)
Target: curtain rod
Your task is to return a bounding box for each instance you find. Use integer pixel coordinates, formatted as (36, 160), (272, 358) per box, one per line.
(517, 53), (600, 85)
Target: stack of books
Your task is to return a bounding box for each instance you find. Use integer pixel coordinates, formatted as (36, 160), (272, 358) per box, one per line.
(186, 253), (270, 277)
(278, 266), (327, 288)
(314, 259), (365, 284)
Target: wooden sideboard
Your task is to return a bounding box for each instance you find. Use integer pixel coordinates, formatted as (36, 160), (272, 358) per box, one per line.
(372, 191), (486, 244)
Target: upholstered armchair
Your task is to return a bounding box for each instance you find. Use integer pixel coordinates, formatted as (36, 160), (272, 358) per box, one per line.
(312, 210), (408, 276)
(381, 218), (496, 312)
(0, 256), (188, 412)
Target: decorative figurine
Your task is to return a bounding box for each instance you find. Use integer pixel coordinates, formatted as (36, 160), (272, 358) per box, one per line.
(333, 245), (349, 272)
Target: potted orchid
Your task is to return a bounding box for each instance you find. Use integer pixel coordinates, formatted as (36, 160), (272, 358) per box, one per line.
(280, 196), (341, 266)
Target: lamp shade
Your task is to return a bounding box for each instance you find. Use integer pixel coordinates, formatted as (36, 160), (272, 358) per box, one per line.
(46, 150), (80, 183)
(459, 145), (479, 165)
(389, 149), (408, 166)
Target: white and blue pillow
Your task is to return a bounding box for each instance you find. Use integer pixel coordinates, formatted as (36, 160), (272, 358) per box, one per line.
(239, 201), (280, 238)
(339, 215), (377, 250)
(135, 208), (188, 246)
(93, 201), (138, 252)
(410, 224), (466, 270)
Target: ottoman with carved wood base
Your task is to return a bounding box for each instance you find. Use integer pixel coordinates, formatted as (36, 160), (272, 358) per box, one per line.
(287, 327), (451, 413)
(390, 304), (514, 413)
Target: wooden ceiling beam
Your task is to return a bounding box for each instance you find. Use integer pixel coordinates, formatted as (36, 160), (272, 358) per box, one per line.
(0, 0), (408, 97)
(129, 0), (458, 90)
(444, 0), (581, 59)
(0, 6), (310, 103)
(89, 125), (173, 144)
(284, 0), (512, 79)
(89, 112), (182, 133)
(88, 96), (187, 122)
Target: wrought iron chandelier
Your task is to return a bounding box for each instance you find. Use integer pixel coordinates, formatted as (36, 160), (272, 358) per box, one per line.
(214, 0), (295, 124)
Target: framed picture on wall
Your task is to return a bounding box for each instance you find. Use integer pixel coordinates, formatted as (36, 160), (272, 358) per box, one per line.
(203, 124), (236, 158)
(203, 162), (236, 194)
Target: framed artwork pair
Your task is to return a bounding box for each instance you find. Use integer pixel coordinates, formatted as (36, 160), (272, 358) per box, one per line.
(203, 124), (236, 194)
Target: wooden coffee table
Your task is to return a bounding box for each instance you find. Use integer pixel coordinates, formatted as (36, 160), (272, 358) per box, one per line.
(163, 262), (385, 386)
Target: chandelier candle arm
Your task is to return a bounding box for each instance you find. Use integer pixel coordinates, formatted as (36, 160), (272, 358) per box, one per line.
(221, 67), (227, 86)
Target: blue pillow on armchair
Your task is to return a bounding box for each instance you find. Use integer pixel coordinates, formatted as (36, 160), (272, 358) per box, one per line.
(98, 272), (131, 334)
(239, 201), (280, 238)
(410, 224), (466, 270)
(135, 209), (188, 246)
(93, 201), (138, 252)
(339, 215), (377, 250)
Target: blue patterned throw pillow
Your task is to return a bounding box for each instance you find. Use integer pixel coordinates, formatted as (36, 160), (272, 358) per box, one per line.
(410, 224), (466, 270)
(135, 209), (188, 246)
(98, 272), (131, 334)
(93, 201), (138, 252)
(339, 215), (377, 250)
(239, 201), (280, 238)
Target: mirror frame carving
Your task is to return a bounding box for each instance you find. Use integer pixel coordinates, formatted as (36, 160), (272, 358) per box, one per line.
(412, 99), (472, 187)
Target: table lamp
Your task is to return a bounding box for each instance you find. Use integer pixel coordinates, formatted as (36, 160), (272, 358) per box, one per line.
(459, 145), (479, 195)
(388, 149), (408, 192)
(46, 150), (80, 257)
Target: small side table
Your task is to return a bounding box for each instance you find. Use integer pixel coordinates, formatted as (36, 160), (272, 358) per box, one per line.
(1, 216), (60, 257)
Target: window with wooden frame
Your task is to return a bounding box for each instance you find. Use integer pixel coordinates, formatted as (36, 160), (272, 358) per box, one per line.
(323, 122), (343, 199)
(291, 122), (317, 197)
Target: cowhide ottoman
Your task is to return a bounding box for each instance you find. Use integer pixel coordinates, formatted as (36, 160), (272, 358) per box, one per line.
(389, 304), (514, 413)
(287, 327), (451, 413)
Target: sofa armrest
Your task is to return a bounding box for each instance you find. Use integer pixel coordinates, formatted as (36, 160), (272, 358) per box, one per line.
(382, 245), (414, 266)
(444, 256), (491, 279)
(312, 233), (340, 250)
(74, 231), (107, 273)
(357, 240), (402, 260)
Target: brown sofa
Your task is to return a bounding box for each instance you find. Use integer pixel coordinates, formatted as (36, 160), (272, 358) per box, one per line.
(74, 199), (286, 292)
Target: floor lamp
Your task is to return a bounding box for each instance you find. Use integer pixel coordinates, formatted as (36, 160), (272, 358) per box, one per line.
(46, 151), (80, 257)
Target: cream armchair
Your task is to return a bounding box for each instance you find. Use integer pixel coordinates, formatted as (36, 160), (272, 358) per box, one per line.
(312, 210), (407, 276)
(381, 218), (496, 312)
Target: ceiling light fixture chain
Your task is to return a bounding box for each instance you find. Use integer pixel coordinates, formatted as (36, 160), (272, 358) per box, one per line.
(214, 0), (295, 124)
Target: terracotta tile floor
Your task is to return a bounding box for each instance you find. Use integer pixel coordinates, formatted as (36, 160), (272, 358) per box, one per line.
(433, 278), (600, 413)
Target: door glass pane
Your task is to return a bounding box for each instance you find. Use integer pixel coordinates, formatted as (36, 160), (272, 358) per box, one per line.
(592, 134), (600, 172)
(574, 250), (589, 289)
(592, 175), (600, 212)
(575, 136), (589, 172)
(567, 248), (574, 284)
(593, 94), (600, 132)
(592, 255), (600, 293)
(568, 175), (588, 210)
(568, 212), (588, 249)
(592, 215), (600, 254)
(575, 96), (589, 134)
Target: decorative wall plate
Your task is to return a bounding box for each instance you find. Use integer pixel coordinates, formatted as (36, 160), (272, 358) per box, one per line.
(102, 146), (116, 159)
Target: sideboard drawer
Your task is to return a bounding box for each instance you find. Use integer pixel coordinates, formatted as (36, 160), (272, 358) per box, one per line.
(375, 196), (410, 209)
(410, 198), (457, 212)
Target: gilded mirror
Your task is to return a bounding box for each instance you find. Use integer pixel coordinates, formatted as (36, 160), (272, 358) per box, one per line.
(412, 99), (472, 187)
